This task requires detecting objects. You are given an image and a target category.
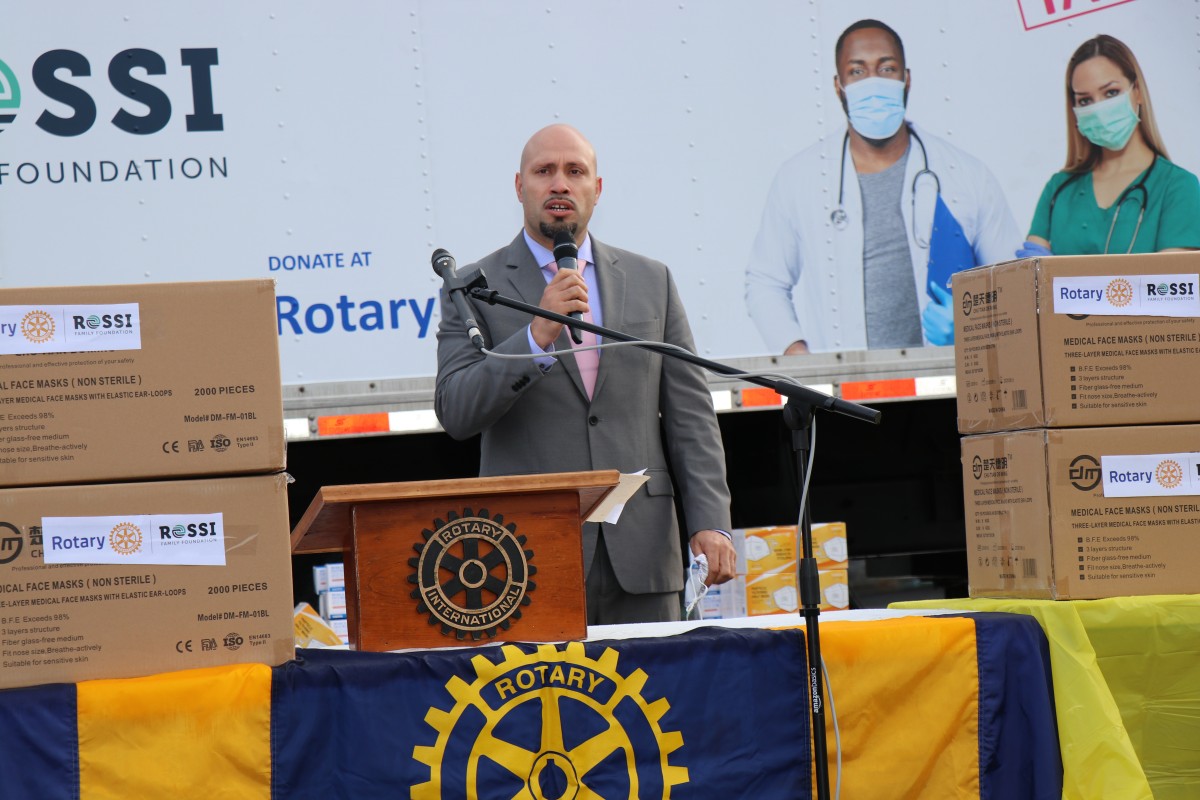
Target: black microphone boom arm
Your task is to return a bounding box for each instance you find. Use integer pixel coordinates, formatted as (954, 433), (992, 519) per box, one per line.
(466, 282), (879, 424)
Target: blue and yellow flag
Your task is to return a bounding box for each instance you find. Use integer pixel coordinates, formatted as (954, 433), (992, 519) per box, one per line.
(0, 614), (1061, 799)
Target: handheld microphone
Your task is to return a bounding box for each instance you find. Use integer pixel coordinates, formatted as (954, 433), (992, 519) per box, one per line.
(552, 229), (585, 345)
(431, 248), (485, 351)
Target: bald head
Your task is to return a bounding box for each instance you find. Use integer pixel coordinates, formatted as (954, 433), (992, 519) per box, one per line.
(515, 124), (603, 248)
(520, 124), (597, 173)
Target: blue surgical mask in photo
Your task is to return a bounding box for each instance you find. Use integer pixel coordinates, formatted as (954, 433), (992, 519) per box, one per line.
(843, 76), (907, 141)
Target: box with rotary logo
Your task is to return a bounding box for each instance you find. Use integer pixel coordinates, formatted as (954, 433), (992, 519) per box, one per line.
(0, 279), (284, 487)
(954, 251), (1200, 434)
(962, 424), (1200, 600)
(0, 472), (294, 690)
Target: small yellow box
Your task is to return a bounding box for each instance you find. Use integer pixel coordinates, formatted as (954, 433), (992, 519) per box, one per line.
(813, 523), (849, 570)
(819, 569), (850, 610)
(742, 527), (796, 576)
(746, 569), (798, 614)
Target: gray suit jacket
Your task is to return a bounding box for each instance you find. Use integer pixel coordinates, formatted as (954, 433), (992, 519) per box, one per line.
(434, 232), (731, 594)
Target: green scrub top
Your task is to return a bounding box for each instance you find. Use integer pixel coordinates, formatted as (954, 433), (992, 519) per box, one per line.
(1028, 157), (1200, 254)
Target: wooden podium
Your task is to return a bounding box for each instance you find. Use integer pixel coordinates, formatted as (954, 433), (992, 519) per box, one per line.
(290, 470), (620, 651)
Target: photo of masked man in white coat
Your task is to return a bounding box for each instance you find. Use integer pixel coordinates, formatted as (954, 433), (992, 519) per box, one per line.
(745, 18), (1020, 355)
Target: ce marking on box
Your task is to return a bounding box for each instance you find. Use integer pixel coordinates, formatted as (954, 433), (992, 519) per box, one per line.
(176, 639), (193, 653)
(162, 440), (180, 454)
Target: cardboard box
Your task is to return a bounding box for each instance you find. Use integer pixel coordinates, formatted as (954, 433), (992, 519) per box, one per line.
(738, 522), (848, 574)
(0, 279), (284, 486)
(962, 425), (1200, 599)
(954, 252), (1200, 433)
(0, 472), (294, 689)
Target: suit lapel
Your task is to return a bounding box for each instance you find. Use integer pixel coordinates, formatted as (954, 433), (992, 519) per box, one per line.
(590, 239), (624, 400)
(504, 232), (548, 305)
(504, 231), (587, 399)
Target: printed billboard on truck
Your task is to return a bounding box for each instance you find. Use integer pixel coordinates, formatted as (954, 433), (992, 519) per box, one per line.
(0, 0), (1193, 389)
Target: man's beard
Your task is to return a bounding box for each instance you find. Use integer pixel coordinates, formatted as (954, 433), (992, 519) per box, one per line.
(540, 221), (578, 240)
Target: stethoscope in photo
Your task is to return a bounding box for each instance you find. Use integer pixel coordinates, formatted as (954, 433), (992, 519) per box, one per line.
(830, 125), (940, 248)
(1047, 159), (1155, 254)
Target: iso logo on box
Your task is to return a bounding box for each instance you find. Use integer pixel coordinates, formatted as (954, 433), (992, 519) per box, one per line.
(223, 632), (243, 651)
(210, 434), (231, 452)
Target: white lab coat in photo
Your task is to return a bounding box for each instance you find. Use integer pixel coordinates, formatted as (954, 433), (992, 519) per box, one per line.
(744, 123), (1020, 353)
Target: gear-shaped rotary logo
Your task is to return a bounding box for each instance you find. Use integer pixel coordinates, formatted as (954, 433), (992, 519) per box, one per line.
(408, 508), (537, 641)
(1105, 278), (1134, 308)
(21, 310), (55, 344)
(412, 641), (689, 799)
(1156, 459), (1184, 489)
(109, 521), (143, 556)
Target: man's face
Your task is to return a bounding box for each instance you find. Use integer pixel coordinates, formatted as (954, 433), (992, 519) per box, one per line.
(835, 27), (909, 101)
(515, 126), (602, 247)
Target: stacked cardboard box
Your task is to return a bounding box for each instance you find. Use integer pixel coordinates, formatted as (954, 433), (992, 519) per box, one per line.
(0, 280), (292, 689)
(954, 252), (1200, 599)
(698, 522), (849, 619)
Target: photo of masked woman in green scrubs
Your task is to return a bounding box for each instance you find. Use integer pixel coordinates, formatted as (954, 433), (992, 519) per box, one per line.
(1019, 34), (1200, 257)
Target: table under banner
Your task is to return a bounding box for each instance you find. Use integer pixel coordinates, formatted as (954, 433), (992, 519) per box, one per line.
(0, 611), (1061, 799)
(895, 595), (1200, 800)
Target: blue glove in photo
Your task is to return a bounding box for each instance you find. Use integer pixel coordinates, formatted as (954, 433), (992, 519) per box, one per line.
(922, 281), (955, 346)
(1016, 240), (1053, 259)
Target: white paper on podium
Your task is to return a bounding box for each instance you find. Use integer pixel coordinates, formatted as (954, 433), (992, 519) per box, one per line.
(585, 470), (649, 524)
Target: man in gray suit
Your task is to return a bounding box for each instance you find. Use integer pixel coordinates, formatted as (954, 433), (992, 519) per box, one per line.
(435, 124), (736, 624)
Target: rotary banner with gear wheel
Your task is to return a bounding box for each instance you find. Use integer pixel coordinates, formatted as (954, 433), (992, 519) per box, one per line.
(274, 629), (813, 797)
(0, 615), (1061, 799)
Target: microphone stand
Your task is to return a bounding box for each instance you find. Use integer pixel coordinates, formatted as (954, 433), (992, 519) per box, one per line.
(785, 398), (832, 800)
(457, 269), (879, 800)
